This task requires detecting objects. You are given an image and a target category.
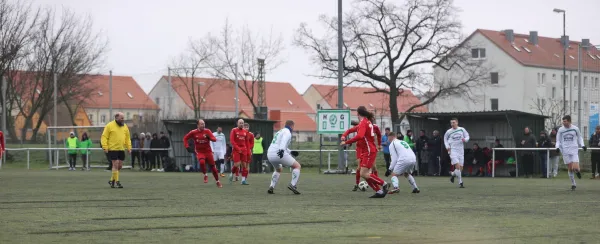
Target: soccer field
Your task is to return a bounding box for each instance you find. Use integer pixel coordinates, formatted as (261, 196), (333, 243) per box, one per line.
(1, 170), (599, 244)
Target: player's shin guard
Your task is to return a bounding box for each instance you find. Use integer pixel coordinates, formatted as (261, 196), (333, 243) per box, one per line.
(456, 169), (462, 184)
(355, 170), (361, 185)
(291, 168), (300, 186)
(211, 165), (219, 181)
(407, 175), (417, 189)
(270, 171), (280, 188)
(200, 163), (207, 175)
(391, 176), (399, 188)
(569, 171), (576, 186)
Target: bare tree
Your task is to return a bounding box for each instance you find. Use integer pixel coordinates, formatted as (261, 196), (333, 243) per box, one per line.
(202, 19), (284, 115)
(13, 7), (107, 141)
(295, 0), (491, 125)
(530, 96), (562, 130)
(171, 39), (220, 119)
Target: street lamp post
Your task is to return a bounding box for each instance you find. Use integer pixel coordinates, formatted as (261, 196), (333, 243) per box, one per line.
(553, 8), (566, 115)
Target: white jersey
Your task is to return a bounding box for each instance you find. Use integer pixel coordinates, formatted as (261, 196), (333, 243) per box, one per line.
(268, 128), (292, 154)
(389, 139), (416, 168)
(556, 125), (584, 155)
(444, 127), (470, 154)
(211, 132), (227, 153)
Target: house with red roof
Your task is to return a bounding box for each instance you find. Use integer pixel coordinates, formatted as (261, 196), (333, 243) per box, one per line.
(302, 84), (427, 133)
(148, 76), (318, 141)
(432, 29), (600, 136)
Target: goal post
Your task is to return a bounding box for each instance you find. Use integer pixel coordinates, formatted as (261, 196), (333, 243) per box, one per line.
(46, 126), (131, 170)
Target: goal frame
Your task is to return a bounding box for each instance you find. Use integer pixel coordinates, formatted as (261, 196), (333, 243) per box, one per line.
(46, 126), (132, 170)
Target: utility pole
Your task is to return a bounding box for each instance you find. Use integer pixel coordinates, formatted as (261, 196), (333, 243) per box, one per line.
(167, 67), (172, 119)
(109, 70), (113, 118)
(2, 76), (6, 159)
(577, 43), (582, 127)
(234, 63), (239, 117)
(337, 0), (345, 171)
(53, 73), (57, 163)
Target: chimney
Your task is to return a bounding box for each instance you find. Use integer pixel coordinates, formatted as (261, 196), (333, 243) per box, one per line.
(582, 39), (590, 50)
(561, 35), (570, 48)
(529, 31), (538, 45)
(504, 29), (514, 43)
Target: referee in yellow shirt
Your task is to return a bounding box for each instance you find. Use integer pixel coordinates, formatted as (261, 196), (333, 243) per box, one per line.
(101, 112), (132, 188)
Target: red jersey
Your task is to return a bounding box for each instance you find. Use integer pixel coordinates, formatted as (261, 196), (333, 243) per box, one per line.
(246, 131), (255, 152)
(372, 124), (382, 147)
(0, 131), (4, 151)
(344, 118), (376, 155)
(230, 127), (249, 152)
(183, 128), (216, 153)
(342, 126), (361, 159)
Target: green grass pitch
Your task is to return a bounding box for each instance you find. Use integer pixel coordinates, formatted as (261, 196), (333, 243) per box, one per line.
(1, 169), (599, 244)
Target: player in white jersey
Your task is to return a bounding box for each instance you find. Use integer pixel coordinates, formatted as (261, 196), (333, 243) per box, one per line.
(211, 127), (227, 177)
(555, 115), (586, 190)
(384, 132), (420, 194)
(444, 118), (470, 188)
(266, 120), (301, 195)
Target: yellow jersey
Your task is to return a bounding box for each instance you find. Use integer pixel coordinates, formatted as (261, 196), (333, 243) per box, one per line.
(101, 120), (132, 151)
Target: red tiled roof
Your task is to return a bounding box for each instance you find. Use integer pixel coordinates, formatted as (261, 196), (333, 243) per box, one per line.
(84, 75), (159, 110)
(476, 29), (600, 72)
(279, 112), (316, 131)
(167, 76), (314, 113)
(308, 84), (427, 114)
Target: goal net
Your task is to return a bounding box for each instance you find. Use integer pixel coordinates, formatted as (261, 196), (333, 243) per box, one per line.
(46, 126), (132, 170)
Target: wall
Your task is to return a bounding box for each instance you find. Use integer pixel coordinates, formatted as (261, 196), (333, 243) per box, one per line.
(85, 108), (159, 126)
(148, 77), (194, 120)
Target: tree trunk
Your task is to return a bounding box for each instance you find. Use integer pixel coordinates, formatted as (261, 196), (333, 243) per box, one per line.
(30, 116), (45, 143)
(389, 87), (399, 126)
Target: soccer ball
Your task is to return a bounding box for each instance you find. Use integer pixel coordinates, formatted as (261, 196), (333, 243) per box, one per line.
(185, 165), (191, 171)
(358, 181), (369, 191)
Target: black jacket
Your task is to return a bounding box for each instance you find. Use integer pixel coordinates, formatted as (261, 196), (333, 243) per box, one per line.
(520, 132), (537, 155)
(416, 135), (429, 152)
(537, 135), (551, 156)
(159, 136), (171, 149)
(428, 135), (442, 156)
(589, 133), (600, 155)
(150, 138), (161, 152)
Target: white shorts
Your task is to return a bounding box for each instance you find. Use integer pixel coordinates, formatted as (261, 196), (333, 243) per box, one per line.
(450, 152), (464, 166)
(562, 154), (579, 164)
(267, 152), (295, 168)
(392, 161), (416, 175)
(213, 151), (225, 160)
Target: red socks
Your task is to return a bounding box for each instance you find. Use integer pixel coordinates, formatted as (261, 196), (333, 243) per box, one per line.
(369, 174), (384, 185)
(242, 167), (249, 178)
(355, 171), (360, 185)
(468, 166), (473, 175)
(366, 178), (381, 191)
(200, 163), (207, 174)
(232, 166), (239, 175)
(211, 165), (219, 181)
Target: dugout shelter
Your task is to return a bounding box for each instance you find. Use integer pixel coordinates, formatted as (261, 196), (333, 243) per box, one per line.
(163, 118), (276, 170)
(405, 110), (547, 176)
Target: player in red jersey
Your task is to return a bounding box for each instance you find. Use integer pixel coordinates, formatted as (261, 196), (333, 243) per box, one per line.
(341, 106), (388, 198)
(243, 123), (254, 182)
(343, 120), (382, 191)
(183, 119), (222, 188)
(230, 119), (250, 185)
(0, 131), (5, 158)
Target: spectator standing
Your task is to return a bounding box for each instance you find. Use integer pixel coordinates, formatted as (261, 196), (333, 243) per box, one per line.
(416, 130), (429, 176)
(589, 125), (600, 179)
(0, 130), (5, 158)
(404, 130), (415, 174)
(548, 128), (560, 177)
(537, 131), (551, 178)
(66, 132), (79, 171)
(428, 130), (442, 176)
(131, 133), (141, 169)
(150, 133), (162, 171)
(252, 132), (266, 173)
(381, 128), (391, 171)
(520, 127), (537, 178)
(143, 133), (152, 171)
(79, 132), (92, 171)
(467, 143), (486, 176)
(159, 131), (171, 172)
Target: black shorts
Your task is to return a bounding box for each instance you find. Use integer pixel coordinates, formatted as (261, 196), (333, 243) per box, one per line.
(107, 151), (126, 161)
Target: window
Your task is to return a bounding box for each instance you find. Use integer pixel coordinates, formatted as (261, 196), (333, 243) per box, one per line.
(552, 87), (556, 98)
(537, 73), (541, 84)
(471, 48), (486, 59)
(88, 114), (93, 122)
(155, 97), (160, 105)
(490, 98), (499, 111)
(491, 72), (499, 84)
(127, 92), (134, 99)
(554, 54), (560, 58)
(541, 73), (546, 85)
(584, 77), (588, 87)
(584, 126), (588, 139)
(574, 77), (578, 87)
(574, 101), (578, 112)
(585, 102), (588, 114)
(126, 112), (131, 120)
(101, 115), (106, 124)
(541, 99), (546, 107)
(596, 78), (599, 88)
(552, 74), (556, 80)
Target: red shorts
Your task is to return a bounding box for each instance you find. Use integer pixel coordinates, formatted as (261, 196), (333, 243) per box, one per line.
(359, 153), (376, 169)
(196, 153), (216, 165)
(232, 151), (247, 163)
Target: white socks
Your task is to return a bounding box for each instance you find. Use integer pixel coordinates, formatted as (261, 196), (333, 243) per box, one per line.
(242, 177), (246, 181)
(220, 163), (225, 174)
(407, 175), (417, 189)
(291, 168), (300, 186)
(391, 176), (399, 188)
(270, 172), (280, 188)
(569, 171), (576, 186)
(454, 169), (463, 184)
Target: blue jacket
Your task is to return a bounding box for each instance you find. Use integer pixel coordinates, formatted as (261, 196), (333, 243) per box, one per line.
(381, 134), (390, 154)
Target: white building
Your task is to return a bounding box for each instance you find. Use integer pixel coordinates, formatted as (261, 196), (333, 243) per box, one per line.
(433, 29), (600, 137)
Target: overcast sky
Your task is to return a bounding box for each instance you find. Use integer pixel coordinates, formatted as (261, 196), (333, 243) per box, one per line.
(30, 0), (600, 94)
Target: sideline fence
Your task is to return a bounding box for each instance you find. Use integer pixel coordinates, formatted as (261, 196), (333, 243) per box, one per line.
(492, 147), (597, 178)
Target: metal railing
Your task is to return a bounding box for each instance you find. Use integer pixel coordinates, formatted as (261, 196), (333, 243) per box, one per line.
(492, 147), (596, 178)
(1, 148), (170, 170)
